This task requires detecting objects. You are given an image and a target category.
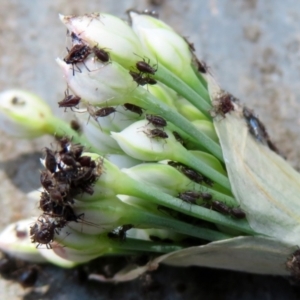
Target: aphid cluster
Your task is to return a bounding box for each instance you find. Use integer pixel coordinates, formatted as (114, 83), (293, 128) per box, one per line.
(129, 57), (157, 86)
(178, 190), (246, 219)
(243, 107), (280, 154)
(30, 138), (103, 248)
(64, 32), (110, 75)
(168, 161), (213, 186)
(211, 92), (237, 118)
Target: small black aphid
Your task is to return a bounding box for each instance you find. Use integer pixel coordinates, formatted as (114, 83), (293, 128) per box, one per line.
(129, 71), (157, 86)
(147, 128), (168, 139)
(211, 200), (231, 215)
(230, 207), (246, 219)
(123, 103), (144, 116)
(58, 90), (81, 112)
(146, 114), (167, 127)
(44, 148), (57, 173)
(172, 131), (185, 145)
(92, 47), (110, 63)
(94, 107), (116, 117)
(178, 191), (198, 204)
(64, 44), (92, 75)
(70, 120), (81, 132)
(136, 58), (157, 75)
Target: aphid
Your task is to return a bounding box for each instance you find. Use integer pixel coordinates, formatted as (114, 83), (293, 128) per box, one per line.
(40, 170), (54, 191)
(60, 153), (78, 169)
(58, 90), (81, 112)
(136, 58), (157, 75)
(17, 265), (39, 288)
(64, 44), (92, 75)
(44, 148), (57, 173)
(146, 114), (167, 127)
(178, 191), (199, 204)
(230, 207), (246, 219)
(212, 93), (235, 118)
(94, 107), (116, 117)
(183, 36), (195, 52)
(30, 217), (56, 248)
(69, 143), (84, 159)
(211, 200), (231, 215)
(199, 192), (212, 201)
(39, 191), (52, 212)
(58, 136), (71, 154)
(129, 71), (157, 86)
(70, 120), (81, 132)
(195, 59), (208, 74)
(11, 96), (25, 106)
(92, 47), (110, 63)
(77, 155), (92, 167)
(181, 167), (204, 184)
(173, 131), (185, 145)
(70, 31), (82, 45)
(123, 103), (144, 116)
(48, 188), (64, 205)
(147, 128), (168, 139)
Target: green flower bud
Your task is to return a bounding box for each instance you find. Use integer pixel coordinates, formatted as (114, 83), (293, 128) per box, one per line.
(0, 89), (54, 138)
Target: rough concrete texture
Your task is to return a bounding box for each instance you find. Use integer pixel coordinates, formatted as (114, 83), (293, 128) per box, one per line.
(1, 0), (300, 299)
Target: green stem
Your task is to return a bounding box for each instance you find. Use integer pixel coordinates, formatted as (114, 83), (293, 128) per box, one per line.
(123, 206), (232, 241)
(154, 65), (211, 118)
(113, 170), (256, 235)
(109, 238), (183, 254)
(132, 91), (224, 162)
(172, 145), (231, 191)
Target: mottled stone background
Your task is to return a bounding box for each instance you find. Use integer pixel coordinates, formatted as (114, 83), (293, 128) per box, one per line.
(1, 0), (300, 298)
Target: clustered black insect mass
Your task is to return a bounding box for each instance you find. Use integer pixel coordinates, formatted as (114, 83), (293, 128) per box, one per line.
(30, 137), (102, 248)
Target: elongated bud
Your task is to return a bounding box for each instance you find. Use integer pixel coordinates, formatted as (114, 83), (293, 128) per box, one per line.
(60, 13), (145, 69)
(0, 90), (53, 138)
(56, 58), (136, 106)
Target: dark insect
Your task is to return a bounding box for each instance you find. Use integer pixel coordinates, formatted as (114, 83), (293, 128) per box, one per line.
(173, 131), (185, 145)
(199, 192), (212, 201)
(30, 217), (56, 248)
(40, 170), (54, 191)
(60, 153), (78, 169)
(136, 58), (157, 75)
(39, 191), (52, 212)
(181, 167), (204, 184)
(195, 59), (208, 73)
(178, 191), (199, 204)
(129, 70), (157, 86)
(77, 155), (92, 167)
(146, 114), (167, 127)
(92, 47), (110, 63)
(44, 148), (57, 173)
(58, 90), (81, 112)
(243, 107), (280, 154)
(183, 36), (195, 52)
(123, 103), (144, 116)
(70, 120), (81, 132)
(147, 128), (168, 139)
(212, 93), (235, 118)
(64, 44), (92, 75)
(211, 200), (231, 215)
(18, 265), (39, 288)
(94, 107), (116, 117)
(230, 207), (246, 219)
(70, 31), (82, 45)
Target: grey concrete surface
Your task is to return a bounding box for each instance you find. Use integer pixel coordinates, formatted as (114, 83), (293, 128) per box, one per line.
(1, 0), (300, 299)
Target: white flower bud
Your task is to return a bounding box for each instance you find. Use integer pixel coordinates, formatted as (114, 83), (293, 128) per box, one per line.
(111, 120), (177, 161)
(60, 13), (145, 69)
(56, 58), (136, 106)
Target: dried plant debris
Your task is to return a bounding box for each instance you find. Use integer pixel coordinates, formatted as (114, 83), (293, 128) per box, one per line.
(30, 137), (103, 248)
